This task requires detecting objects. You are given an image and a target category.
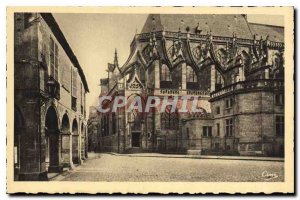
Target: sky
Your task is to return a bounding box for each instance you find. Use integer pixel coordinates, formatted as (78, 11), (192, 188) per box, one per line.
(53, 13), (284, 109)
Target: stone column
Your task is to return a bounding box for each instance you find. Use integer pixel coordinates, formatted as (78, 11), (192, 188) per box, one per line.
(81, 133), (85, 160)
(210, 65), (216, 92)
(265, 68), (270, 79)
(239, 66), (245, 81)
(72, 134), (80, 164)
(18, 102), (48, 180)
(60, 131), (73, 169)
(181, 63), (187, 90)
(154, 60), (160, 89)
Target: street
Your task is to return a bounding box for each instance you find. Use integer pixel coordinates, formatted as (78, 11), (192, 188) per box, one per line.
(51, 153), (284, 182)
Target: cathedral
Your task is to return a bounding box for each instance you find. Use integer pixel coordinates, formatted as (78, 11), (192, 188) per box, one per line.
(97, 14), (284, 157)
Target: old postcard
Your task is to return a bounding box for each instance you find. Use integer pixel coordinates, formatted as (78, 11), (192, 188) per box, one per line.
(7, 6), (294, 194)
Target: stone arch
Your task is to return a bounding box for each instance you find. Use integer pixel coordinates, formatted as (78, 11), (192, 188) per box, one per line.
(72, 118), (80, 164)
(61, 113), (70, 132)
(60, 113), (72, 168)
(45, 106), (61, 172)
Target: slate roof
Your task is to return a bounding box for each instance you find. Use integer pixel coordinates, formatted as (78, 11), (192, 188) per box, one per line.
(141, 14), (254, 39)
(248, 23), (284, 43)
(41, 13), (89, 92)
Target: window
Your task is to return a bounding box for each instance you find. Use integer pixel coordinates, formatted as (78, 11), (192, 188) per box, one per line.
(161, 106), (178, 130)
(275, 94), (284, 105)
(71, 96), (77, 111)
(203, 126), (212, 137)
(161, 64), (171, 81)
(225, 118), (234, 137)
(276, 116), (284, 136)
(71, 68), (77, 111)
(61, 65), (71, 92)
(54, 43), (58, 80)
(80, 83), (83, 114)
(72, 68), (77, 97)
(50, 37), (59, 81)
(225, 98), (234, 108)
(216, 123), (220, 136)
(216, 106), (220, 114)
(186, 66), (197, 83)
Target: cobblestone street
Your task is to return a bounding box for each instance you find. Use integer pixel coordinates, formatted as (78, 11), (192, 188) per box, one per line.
(51, 153), (284, 182)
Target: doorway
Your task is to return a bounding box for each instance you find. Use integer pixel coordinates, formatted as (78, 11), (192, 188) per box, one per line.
(132, 132), (141, 147)
(45, 106), (60, 172)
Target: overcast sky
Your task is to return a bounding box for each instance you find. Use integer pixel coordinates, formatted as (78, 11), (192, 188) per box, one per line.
(52, 14), (284, 108)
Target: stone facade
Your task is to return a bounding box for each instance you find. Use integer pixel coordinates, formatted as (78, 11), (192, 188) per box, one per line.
(14, 13), (89, 181)
(93, 14), (284, 157)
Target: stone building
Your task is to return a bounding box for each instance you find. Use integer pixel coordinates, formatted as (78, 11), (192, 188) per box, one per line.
(87, 106), (101, 152)
(14, 13), (89, 180)
(96, 14), (284, 157)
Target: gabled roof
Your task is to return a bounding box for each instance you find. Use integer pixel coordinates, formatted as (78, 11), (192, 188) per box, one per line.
(248, 23), (284, 43)
(41, 13), (89, 92)
(141, 14), (253, 39)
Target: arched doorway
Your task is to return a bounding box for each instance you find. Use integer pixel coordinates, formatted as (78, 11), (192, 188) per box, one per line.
(14, 106), (24, 180)
(72, 119), (79, 164)
(45, 106), (60, 172)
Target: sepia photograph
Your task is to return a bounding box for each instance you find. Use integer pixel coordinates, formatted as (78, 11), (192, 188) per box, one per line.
(6, 6), (294, 194)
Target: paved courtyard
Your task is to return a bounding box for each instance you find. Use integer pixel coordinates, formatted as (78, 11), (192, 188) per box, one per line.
(51, 153), (284, 182)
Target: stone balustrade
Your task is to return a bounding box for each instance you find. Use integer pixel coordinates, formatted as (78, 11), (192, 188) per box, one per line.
(211, 79), (284, 98)
(133, 31), (284, 48)
(146, 88), (210, 97)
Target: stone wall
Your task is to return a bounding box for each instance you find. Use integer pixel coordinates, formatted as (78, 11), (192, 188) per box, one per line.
(14, 13), (88, 180)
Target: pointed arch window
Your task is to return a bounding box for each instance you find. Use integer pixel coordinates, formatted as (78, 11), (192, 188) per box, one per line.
(161, 64), (172, 81)
(186, 65), (197, 83)
(161, 106), (179, 130)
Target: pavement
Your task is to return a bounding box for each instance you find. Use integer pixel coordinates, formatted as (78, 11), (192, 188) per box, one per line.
(50, 153), (284, 182)
(108, 152), (284, 162)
